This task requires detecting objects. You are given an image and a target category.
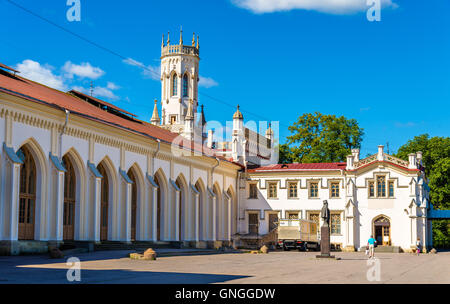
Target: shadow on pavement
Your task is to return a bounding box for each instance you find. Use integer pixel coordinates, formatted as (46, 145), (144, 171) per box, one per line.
(0, 265), (249, 284)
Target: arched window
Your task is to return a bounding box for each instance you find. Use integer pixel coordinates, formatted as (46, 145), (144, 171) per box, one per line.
(172, 74), (178, 96)
(183, 74), (189, 97)
(62, 155), (76, 240)
(17, 146), (36, 240)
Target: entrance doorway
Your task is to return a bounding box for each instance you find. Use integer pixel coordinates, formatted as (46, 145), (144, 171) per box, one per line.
(248, 213), (259, 235)
(373, 216), (391, 246)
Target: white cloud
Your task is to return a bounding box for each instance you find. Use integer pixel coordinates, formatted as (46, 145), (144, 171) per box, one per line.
(123, 57), (160, 81)
(106, 81), (120, 90)
(231, 0), (397, 14)
(395, 121), (417, 128)
(199, 76), (218, 88)
(15, 59), (67, 91)
(72, 85), (119, 100)
(62, 61), (105, 79)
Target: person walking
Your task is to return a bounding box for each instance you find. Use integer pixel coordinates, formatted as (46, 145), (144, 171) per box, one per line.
(368, 235), (377, 259)
(416, 238), (421, 256)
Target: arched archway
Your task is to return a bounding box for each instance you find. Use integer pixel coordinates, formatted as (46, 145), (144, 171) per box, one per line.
(213, 183), (222, 240)
(175, 174), (188, 241)
(17, 145), (36, 240)
(128, 169), (138, 240)
(16, 138), (47, 241)
(97, 158), (117, 241)
(62, 154), (76, 240)
(373, 215), (391, 246)
(62, 148), (86, 241)
(97, 163), (109, 241)
(154, 169), (167, 241)
(127, 164), (144, 241)
(195, 179), (206, 241)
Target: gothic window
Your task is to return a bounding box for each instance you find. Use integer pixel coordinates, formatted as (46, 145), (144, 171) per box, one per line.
(331, 213), (341, 235)
(330, 182), (340, 198)
(249, 183), (258, 199)
(183, 74), (188, 97)
(369, 182), (375, 197)
(377, 176), (386, 197)
(172, 74), (178, 96)
(309, 182), (319, 198)
(170, 115), (177, 125)
(288, 182), (298, 198)
(268, 182), (277, 199)
(389, 181), (395, 197)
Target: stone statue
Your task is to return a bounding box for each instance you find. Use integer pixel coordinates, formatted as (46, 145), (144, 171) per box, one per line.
(321, 200), (330, 227)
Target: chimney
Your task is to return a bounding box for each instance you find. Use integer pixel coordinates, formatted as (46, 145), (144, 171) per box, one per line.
(416, 151), (423, 166)
(408, 153), (417, 169)
(351, 148), (360, 162)
(207, 129), (214, 149)
(346, 155), (354, 170)
(377, 145), (384, 161)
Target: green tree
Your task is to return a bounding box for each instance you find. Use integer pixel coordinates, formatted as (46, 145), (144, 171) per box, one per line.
(395, 134), (450, 210)
(395, 134), (450, 247)
(282, 112), (364, 163)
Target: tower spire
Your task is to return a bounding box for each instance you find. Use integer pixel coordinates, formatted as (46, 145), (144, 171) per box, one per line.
(179, 26), (183, 45)
(196, 35), (199, 49)
(161, 33), (165, 47)
(150, 99), (160, 125)
(167, 31), (170, 45)
(192, 32), (195, 46)
(199, 104), (206, 127)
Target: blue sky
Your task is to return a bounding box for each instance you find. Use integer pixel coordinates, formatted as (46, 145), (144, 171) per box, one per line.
(1, 0), (449, 157)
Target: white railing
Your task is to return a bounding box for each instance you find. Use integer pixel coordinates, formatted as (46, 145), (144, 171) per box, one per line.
(161, 45), (199, 57)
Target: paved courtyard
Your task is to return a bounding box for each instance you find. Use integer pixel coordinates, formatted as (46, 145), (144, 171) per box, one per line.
(0, 250), (449, 284)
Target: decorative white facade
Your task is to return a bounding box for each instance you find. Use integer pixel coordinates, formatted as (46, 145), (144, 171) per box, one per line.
(239, 147), (432, 252)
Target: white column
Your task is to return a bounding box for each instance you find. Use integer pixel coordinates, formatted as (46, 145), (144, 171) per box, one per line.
(2, 160), (22, 241)
(175, 191), (180, 241)
(151, 187), (158, 241)
(212, 196), (217, 241)
(346, 216), (354, 249)
(194, 193), (199, 242)
(410, 216), (418, 248)
(92, 177), (101, 242)
(55, 170), (65, 241)
(227, 197), (232, 241)
(124, 182), (132, 242)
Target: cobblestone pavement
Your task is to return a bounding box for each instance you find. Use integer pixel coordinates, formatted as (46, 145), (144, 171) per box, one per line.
(0, 250), (449, 284)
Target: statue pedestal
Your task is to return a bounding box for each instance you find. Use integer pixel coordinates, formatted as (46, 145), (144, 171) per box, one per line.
(316, 226), (336, 259)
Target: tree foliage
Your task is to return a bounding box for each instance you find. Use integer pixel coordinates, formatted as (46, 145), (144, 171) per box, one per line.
(395, 134), (450, 210)
(395, 134), (450, 247)
(281, 112), (364, 163)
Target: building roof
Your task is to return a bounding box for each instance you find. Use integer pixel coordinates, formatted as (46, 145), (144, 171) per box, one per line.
(0, 62), (19, 73)
(248, 162), (347, 173)
(0, 67), (239, 166)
